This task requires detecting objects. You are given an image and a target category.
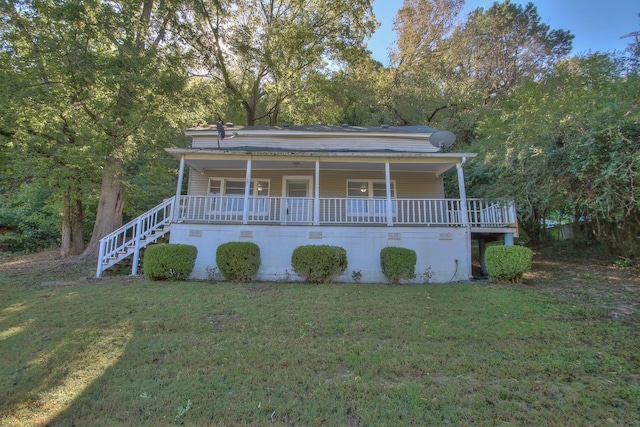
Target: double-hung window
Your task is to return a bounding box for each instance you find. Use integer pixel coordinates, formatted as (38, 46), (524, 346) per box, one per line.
(208, 178), (270, 212)
(347, 180), (395, 216)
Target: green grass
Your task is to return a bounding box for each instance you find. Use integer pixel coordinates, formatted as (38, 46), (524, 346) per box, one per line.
(1, 253), (639, 426)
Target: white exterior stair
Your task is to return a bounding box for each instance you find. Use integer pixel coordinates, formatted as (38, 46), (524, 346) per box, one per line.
(96, 197), (174, 277)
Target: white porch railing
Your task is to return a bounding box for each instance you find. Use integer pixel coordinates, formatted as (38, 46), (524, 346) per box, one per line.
(175, 196), (516, 227)
(466, 199), (517, 227)
(96, 197), (174, 278)
(96, 196), (517, 277)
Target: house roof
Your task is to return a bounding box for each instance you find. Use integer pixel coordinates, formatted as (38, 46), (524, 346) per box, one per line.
(185, 124), (439, 134)
(174, 124), (475, 175)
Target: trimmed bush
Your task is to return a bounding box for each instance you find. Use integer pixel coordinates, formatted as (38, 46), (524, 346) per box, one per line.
(380, 246), (417, 284)
(216, 242), (261, 281)
(143, 243), (197, 281)
(291, 245), (348, 284)
(485, 245), (533, 283)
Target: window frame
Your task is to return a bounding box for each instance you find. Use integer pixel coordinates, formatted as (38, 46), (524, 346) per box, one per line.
(346, 179), (396, 216)
(208, 177), (271, 197)
(208, 178), (271, 213)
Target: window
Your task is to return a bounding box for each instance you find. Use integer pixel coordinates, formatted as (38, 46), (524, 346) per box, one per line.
(346, 179), (396, 216)
(346, 180), (395, 198)
(208, 178), (270, 197)
(208, 178), (270, 212)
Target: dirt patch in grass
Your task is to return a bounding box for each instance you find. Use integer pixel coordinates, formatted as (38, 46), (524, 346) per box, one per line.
(525, 245), (640, 328)
(0, 249), (62, 274)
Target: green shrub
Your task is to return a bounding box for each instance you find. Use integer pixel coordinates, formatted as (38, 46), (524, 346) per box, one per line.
(0, 232), (25, 252)
(291, 245), (348, 284)
(216, 242), (261, 281)
(143, 244), (197, 281)
(380, 246), (417, 284)
(485, 245), (533, 283)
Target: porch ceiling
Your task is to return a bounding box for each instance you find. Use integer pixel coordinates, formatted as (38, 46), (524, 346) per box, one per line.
(166, 148), (477, 175)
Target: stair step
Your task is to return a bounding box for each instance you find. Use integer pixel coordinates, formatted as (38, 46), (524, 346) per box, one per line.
(96, 199), (173, 277)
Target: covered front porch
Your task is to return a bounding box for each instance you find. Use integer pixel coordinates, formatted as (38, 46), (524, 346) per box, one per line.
(166, 147), (517, 232)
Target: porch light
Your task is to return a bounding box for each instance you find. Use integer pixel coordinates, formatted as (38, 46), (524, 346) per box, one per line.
(360, 185), (367, 193)
(257, 183), (263, 192)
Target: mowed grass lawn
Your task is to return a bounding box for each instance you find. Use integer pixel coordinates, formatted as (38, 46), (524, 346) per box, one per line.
(1, 251), (639, 426)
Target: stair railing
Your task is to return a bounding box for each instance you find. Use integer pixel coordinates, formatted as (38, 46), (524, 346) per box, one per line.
(96, 196), (174, 277)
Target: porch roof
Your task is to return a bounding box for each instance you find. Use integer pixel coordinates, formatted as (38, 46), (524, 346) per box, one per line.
(165, 147), (477, 175)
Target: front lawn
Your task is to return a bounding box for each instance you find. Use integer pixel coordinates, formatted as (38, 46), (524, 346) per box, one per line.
(1, 251), (638, 426)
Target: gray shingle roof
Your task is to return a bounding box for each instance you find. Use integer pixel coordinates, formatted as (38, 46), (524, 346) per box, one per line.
(186, 124), (439, 133)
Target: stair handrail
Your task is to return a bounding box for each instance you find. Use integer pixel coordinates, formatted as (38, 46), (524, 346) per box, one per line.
(96, 196), (174, 277)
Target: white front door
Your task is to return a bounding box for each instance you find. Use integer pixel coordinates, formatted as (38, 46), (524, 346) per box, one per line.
(283, 176), (313, 223)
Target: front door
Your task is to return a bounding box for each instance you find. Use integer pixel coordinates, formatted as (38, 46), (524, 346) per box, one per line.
(283, 176), (313, 223)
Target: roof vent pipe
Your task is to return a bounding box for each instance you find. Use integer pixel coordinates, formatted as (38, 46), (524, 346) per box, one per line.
(341, 123), (349, 128)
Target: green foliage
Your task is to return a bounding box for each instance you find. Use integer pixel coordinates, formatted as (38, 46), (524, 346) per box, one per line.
(0, 232), (24, 252)
(385, 0), (573, 132)
(485, 245), (533, 283)
(216, 242), (261, 282)
(143, 244), (197, 281)
(0, 181), (61, 252)
(185, 0), (376, 125)
(380, 246), (417, 284)
(0, 0), (198, 254)
(471, 54), (640, 256)
(291, 245), (348, 284)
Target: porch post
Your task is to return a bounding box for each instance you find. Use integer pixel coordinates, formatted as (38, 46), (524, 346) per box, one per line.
(456, 158), (469, 226)
(478, 237), (488, 276)
(314, 159), (320, 225)
(131, 215), (143, 275)
(385, 161), (393, 226)
(504, 233), (514, 246)
(242, 158), (252, 225)
(173, 154), (185, 220)
(457, 157), (472, 280)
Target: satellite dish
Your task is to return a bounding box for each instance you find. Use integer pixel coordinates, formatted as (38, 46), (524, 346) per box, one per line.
(429, 130), (456, 151)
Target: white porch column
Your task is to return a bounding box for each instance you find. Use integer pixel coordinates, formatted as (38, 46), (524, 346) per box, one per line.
(456, 157), (469, 226)
(173, 154), (185, 220)
(242, 158), (252, 225)
(385, 161), (393, 226)
(457, 157), (473, 280)
(314, 159), (320, 225)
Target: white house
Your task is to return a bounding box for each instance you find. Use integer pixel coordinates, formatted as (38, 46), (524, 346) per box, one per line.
(96, 124), (518, 282)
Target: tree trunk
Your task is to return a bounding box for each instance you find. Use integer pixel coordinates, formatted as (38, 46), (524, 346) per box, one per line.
(82, 160), (124, 260)
(243, 100), (257, 126)
(71, 191), (85, 255)
(60, 184), (72, 257)
(61, 180), (87, 257)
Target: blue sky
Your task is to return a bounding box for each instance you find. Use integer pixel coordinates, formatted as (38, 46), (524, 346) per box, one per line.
(368, 0), (640, 64)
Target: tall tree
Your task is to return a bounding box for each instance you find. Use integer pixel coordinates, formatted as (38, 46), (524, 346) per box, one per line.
(181, 0), (377, 125)
(448, 1), (573, 102)
(387, 0), (463, 126)
(386, 0), (573, 136)
(0, 0), (191, 258)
